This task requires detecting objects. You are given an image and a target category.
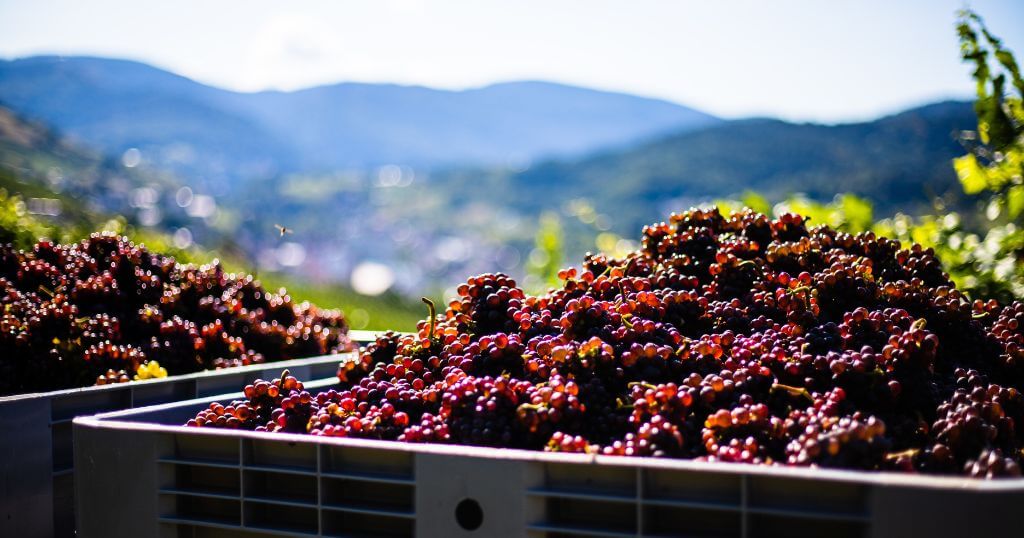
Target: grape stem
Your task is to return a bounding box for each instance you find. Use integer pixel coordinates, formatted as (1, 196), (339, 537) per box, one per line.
(421, 297), (436, 339)
(737, 259), (764, 275)
(770, 383), (814, 402)
(621, 314), (635, 329)
(885, 448), (920, 461)
(517, 403), (546, 412)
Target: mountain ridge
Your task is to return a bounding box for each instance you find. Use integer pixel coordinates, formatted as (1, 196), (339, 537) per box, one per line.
(0, 55), (720, 178)
(429, 98), (976, 236)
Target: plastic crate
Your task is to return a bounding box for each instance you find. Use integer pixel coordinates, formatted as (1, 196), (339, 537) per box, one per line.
(0, 340), (369, 538)
(73, 386), (1023, 538)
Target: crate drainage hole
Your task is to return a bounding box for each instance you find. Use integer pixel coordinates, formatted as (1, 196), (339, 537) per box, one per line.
(455, 498), (483, 530)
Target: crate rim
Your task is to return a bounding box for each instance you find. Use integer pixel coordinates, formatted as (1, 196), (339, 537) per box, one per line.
(0, 351), (355, 402)
(73, 390), (1024, 493)
(0, 328), (401, 402)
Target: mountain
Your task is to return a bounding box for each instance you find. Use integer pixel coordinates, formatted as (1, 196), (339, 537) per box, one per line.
(0, 56), (719, 180)
(0, 57), (288, 184)
(432, 100), (977, 235)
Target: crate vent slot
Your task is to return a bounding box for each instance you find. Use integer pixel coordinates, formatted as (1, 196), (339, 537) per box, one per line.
(530, 463), (639, 536)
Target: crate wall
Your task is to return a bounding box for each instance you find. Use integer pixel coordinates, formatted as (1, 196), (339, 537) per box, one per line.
(73, 393), (1024, 538)
(1, 349), (360, 538)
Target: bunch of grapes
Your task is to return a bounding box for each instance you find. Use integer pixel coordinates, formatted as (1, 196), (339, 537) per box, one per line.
(0, 234), (353, 395)
(188, 207), (1024, 478)
(187, 371), (307, 431)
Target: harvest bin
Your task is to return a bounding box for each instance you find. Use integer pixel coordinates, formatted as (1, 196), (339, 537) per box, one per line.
(0, 330), (384, 538)
(74, 386), (1023, 538)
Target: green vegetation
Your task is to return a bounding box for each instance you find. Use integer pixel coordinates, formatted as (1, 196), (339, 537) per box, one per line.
(258, 274), (421, 332)
(524, 211), (564, 290)
(0, 176), (218, 266)
(716, 191), (875, 234)
(0, 186), (63, 247)
(872, 10), (1024, 302)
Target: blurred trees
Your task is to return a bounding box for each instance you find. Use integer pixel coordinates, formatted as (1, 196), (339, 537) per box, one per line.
(875, 10), (1024, 301)
(551, 9), (1024, 303)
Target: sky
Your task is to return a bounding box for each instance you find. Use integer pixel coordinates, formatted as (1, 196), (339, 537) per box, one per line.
(1, 0), (1022, 123)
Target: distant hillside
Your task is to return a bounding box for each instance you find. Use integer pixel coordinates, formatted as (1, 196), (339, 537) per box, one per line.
(0, 104), (164, 214)
(0, 104), (230, 247)
(0, 56), (719, 180)
(433, 100), (976, 234)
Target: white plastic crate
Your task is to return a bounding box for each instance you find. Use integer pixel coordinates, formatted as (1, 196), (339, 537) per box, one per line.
(73, 385), (1024, 538)
(0, 339), (371, 538)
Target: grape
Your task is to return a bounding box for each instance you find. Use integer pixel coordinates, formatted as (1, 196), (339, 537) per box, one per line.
(701, 403), (781, 464)
(0, 234), (353, 395)
(185, 208), (1024, 478)
(964, 448), (1022, 478)
(449, 273), (524, 336)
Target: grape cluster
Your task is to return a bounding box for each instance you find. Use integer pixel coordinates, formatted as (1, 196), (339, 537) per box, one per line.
(0, 234), (353, 395)
(190, 208), (1024, 478)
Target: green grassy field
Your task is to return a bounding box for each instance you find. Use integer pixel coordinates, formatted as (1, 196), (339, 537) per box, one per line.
(259, 273), (423, 332)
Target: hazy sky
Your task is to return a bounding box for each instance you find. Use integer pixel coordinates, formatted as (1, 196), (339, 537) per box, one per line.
(1, 0), (1022, 122)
